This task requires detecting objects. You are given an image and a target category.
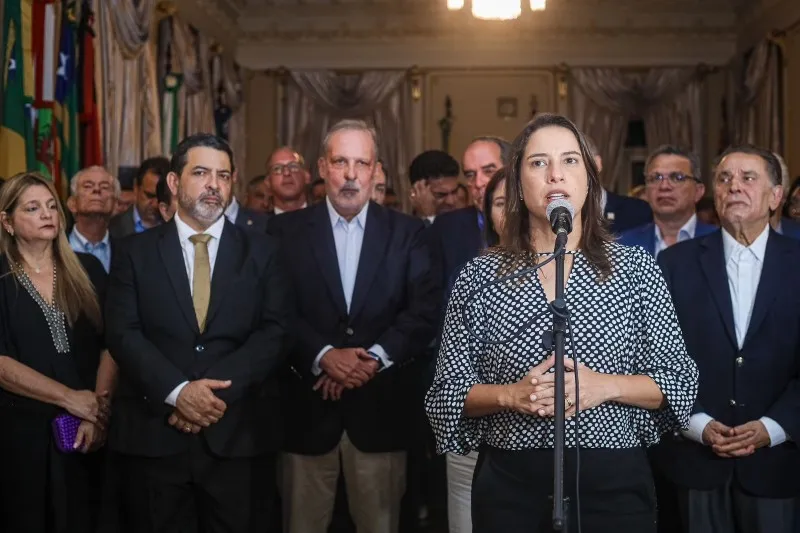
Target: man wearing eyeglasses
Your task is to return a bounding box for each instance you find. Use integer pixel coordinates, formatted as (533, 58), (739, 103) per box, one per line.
(619, 145), (716, 257)
(266, 147), (309, 215)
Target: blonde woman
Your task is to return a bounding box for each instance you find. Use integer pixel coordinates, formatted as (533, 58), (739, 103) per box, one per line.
(0, 172), (116, 532)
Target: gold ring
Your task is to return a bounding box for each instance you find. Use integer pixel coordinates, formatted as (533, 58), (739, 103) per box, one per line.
(566, 397), (573, 408)
(183, 425), (191, 432)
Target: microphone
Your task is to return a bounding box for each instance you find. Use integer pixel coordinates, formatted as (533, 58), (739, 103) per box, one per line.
(546, 199), (575, 251)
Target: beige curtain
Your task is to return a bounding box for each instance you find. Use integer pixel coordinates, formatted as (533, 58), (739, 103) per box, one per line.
(280, 70), (413, 206)
(726, 40), (782, 154)
(569, 67), (703, 190)
(170, 19), (214, 137)
(98, 0), (160, 175)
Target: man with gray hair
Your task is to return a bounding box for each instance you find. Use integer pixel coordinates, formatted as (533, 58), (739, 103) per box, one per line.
(268, 118), (440, 533)
(654, 144), (800, 533)
(619, 145), (716, 257)
(67, 165), (120, 272)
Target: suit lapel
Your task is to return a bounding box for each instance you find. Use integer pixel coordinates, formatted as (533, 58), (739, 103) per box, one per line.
(350, 203), (390, 320)
(467, 207), (484, 253)
(310, 204), (348, 315)
(645, 223), (657, 256)
(205, 221), (243, 328)
(699, 232), (737, 346)
(158, 221), (199, 333)
(743, 231), (784, 347)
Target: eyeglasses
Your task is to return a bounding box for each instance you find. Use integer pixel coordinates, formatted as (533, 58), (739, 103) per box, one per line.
(269, 163), (303, 175)
(644, 172), (700, 185)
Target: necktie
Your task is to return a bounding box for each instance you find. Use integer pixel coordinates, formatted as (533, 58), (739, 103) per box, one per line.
(189, 234), (212, 332)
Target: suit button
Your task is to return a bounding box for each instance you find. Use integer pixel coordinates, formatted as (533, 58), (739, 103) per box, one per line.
(345, 328), (354, 336)
(195, 345), (205, 353)
(730, 399), (737, 406)
(736, 357), (744, 366)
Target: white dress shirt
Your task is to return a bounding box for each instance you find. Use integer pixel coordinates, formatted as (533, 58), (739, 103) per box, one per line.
(654, 214), (698, 258)
(274, 203), (307, 215)
(224, 196), (240, 224)
(683, 224), (788, 447)
(311, 198), (392, 376)
(164, 212), (226, 406)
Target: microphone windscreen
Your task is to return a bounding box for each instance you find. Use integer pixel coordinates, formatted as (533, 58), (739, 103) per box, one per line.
(546, 198), (575, 220)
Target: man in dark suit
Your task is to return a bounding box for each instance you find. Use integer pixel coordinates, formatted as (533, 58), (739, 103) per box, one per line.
(224, 178), (270, 232)
(619, 146), (716, 257)
(109, 156), (170, 238)
(105, 133), (290, 533)
(268, 119), (440, 533)
(654, 144), (800, 533)
(584, 136), (653, 233)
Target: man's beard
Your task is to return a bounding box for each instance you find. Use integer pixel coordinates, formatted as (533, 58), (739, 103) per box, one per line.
(178, 187), (224, 224)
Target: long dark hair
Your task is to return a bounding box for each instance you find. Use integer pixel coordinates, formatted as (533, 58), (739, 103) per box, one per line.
(499, 113), (613, 280)
(483, 168), (507, 247)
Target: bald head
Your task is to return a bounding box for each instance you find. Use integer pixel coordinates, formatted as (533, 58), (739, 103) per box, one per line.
(266, 146), (307, 209)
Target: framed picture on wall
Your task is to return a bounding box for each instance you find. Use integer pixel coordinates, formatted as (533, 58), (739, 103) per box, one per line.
(497, 97), (518, 120)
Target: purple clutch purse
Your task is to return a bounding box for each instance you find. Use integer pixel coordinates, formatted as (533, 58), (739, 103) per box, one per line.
(52, 413), (81, 453)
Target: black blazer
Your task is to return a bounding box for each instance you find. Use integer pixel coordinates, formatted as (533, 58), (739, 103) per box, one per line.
(428, 206), (483, 295)
(604, 190), (652, 235)
(234, 207), (270, 233)
(105, 218), (291, 458)
(108, 206), (136, 239)
(652, 229), (800, 498)
(268, 202), (441, 455)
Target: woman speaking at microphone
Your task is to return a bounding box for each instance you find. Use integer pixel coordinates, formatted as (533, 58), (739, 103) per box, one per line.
(425, 114), (699, 533)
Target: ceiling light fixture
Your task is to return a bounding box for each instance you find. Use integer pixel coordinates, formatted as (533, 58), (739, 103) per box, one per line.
(447, 0), (546, 19)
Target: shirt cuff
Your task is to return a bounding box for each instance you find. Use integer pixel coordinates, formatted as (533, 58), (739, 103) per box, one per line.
(760, 416), (789, 447)
(312, 345), (334, 376)
(165, 381), (190, 407)
(368, 344), (393, 372)
(681, 412), (713, 444)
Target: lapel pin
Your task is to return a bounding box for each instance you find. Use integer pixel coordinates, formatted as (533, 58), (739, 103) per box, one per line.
(606, 212), (615, 220)
(247, 219), (253, 226)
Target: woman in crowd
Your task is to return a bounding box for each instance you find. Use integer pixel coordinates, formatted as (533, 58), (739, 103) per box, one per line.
(483, 168), (508, 247)
(426, 113), (699, 532)
(0, 172), (116, 532)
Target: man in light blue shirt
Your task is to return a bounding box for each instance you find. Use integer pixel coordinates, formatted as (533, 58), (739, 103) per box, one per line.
(67, 166), (119, 272)
(619, 145), (716, 257)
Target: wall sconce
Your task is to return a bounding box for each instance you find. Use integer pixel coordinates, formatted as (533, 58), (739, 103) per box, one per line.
(409, 66), (423, 101)
(210, 41), (224, 55)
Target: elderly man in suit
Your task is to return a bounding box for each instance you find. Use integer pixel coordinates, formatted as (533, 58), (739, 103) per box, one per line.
(105, 133), (290, 533)
(654, 144), (800, 533)
(268, 119), (440, 533)
(619, 145), (716, 257)
(109, 157), (170, 238)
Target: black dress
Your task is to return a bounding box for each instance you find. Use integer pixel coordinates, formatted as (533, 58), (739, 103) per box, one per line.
(0, 253), (107, 533)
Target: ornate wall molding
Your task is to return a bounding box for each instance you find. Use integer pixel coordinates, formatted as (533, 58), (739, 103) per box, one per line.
(173, 0), (241, 55)
(236, 0), (739, 68)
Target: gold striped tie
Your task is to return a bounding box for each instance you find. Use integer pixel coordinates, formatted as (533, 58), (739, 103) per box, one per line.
(189, 234), (212, 332)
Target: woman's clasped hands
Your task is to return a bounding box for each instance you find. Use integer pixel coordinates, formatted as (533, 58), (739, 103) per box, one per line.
(502, 355), (615, 418)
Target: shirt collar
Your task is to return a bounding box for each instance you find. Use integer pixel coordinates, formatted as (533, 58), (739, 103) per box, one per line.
(71, 227), (110, 248)
(325, 197), (368, 230)
(722, 223), (770, 264)
(654, 214), (698, 243)
(225, 196), (240, 223)
(133, 206), (143, 225)
(600, 189), (608, 212)
(174, 211), (226, 244)
(274, 203), (307, 216)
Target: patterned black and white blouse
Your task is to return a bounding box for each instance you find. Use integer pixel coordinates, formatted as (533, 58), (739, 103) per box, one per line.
(425, 242), (699, 455)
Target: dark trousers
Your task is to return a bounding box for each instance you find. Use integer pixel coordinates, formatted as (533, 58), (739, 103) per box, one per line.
(118, 437), (275, 533)
(678, 480), (797, 533)
(471, 446), (657, 533)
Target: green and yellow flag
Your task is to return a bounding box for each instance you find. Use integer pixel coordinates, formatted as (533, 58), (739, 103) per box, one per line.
(0, 0), (35, 180)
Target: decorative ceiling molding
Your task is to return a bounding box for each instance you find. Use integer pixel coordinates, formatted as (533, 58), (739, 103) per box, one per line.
(737, 0), (800, 51)
(236, 31), (737, 69)
(173, 0), (240, 56)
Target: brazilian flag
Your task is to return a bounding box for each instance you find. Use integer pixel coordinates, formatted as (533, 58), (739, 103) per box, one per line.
(0, 0), (35, 180)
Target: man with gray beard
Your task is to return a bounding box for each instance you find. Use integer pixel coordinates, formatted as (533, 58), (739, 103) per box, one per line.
(106, 133), (290, 533)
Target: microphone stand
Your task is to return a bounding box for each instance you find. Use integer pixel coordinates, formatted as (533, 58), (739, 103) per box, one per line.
(550, 229), (569, 532)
